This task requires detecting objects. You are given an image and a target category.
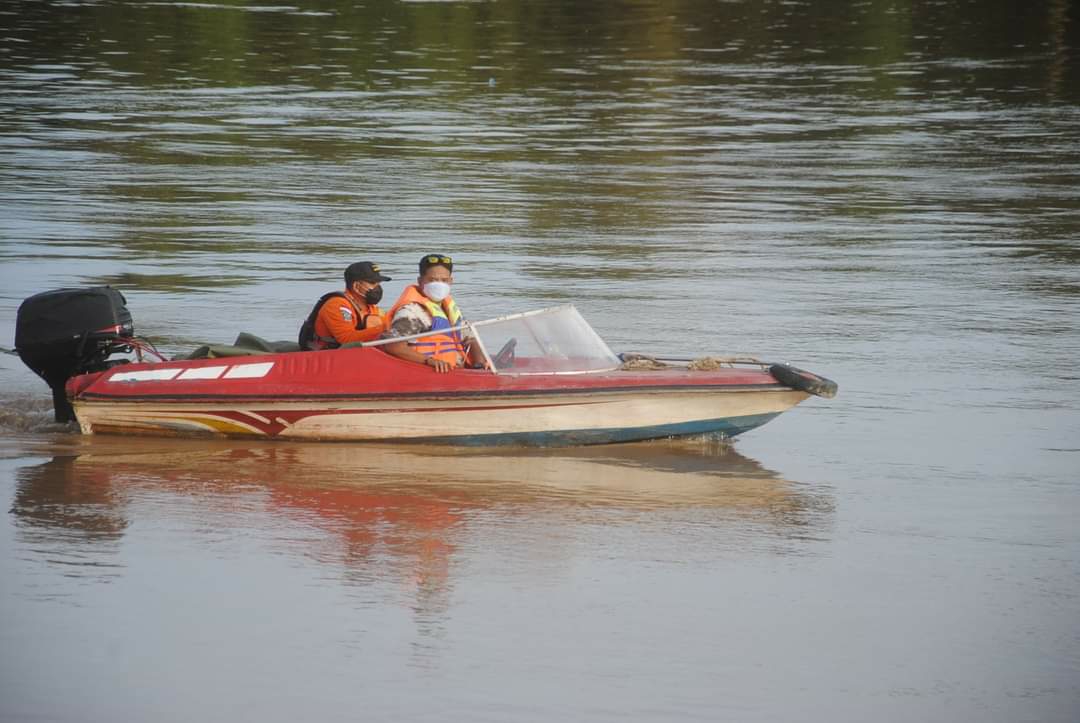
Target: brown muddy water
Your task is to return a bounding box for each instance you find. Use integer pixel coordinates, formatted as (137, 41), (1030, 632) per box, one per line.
(2, 0), (1079, 721)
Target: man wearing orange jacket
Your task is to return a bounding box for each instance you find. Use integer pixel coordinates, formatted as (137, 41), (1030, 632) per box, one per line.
(298, 261), (391, 351)
(382, 253), (484, 373)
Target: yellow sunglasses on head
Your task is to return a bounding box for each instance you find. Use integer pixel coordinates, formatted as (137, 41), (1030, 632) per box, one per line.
(425, 255), (452, 265)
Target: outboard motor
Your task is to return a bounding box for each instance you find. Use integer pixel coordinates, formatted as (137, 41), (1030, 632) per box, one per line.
(14, 287), (134, 423)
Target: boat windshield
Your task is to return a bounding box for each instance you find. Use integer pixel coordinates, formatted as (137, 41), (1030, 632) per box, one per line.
(470, 305), (620, 375)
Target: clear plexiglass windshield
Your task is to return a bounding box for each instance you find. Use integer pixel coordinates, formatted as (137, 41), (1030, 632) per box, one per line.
(470, 305), (620, 374)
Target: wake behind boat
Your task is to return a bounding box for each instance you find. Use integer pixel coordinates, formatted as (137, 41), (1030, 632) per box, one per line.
(13, 287), (837, 446)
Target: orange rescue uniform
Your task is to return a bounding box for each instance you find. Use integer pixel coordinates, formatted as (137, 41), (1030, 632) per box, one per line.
(312, 290), (387, 348)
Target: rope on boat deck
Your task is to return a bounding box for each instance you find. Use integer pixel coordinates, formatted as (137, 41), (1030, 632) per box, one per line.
(687, 357), (729, 371)
(619, 356), (670, 370)
(618, 354), (755, 371)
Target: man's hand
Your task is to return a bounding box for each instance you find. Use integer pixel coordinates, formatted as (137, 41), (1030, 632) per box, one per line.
(426, 357), (453, 373)
(464, 342), (491, 370)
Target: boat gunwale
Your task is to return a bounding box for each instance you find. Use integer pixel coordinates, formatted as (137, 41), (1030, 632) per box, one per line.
(73, 382), (790, 404)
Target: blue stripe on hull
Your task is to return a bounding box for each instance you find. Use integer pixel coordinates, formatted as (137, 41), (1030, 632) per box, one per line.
(417, 411), (783, 447)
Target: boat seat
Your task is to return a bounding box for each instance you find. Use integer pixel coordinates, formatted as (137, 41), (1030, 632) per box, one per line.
(176, 333), (302, 360)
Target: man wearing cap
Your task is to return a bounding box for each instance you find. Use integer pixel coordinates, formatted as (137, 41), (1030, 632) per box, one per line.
(298, 261), (392, 351)
(383, 254), (483, 373)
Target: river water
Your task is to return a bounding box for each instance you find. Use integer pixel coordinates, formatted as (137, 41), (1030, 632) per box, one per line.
(1, 0), (1079, 721)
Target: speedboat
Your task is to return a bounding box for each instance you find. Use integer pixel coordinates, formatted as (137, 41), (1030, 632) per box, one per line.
(14, 287), (836, 446)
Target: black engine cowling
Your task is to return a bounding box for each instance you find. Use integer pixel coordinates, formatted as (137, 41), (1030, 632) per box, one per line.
(15, 287), (134, 422)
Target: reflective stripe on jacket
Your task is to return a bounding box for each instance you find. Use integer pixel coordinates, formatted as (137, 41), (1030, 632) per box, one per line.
(388, 285), (466, 365)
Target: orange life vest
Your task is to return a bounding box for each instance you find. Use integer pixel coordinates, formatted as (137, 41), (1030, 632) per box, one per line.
(388, 285), (466, 365)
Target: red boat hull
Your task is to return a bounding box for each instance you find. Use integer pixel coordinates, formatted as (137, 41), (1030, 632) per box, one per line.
(67, 348), (810, 445)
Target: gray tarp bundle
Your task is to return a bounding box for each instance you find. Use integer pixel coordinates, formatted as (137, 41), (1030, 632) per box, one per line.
(178, 333), (301, 360)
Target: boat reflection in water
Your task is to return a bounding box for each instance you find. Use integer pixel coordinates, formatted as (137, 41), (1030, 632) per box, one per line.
(11, 437), (833, 624)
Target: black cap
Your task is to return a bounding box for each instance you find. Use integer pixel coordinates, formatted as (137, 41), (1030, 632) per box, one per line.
(419, 253), (453, 274)
(345, 261), (391, 285)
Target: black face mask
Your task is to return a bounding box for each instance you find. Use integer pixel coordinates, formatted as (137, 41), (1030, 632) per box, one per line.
(364, 286), (383, 305)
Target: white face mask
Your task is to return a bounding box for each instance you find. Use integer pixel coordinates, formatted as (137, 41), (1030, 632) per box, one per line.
(422, 281), (451, 302)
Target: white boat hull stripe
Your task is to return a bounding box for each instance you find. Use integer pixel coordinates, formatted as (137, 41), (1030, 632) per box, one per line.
(223, 362), (275, 379)
(177, 366), (228, 380)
